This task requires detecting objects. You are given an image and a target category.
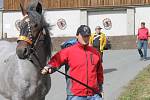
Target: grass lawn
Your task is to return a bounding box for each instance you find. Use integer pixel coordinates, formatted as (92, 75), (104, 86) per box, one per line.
(118, 65), (150, 100)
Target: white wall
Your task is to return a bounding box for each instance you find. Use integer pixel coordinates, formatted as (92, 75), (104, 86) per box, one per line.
(80, 10), (88, 25)
(135, 7), (150, 35)
(127, 8), (135, 35)
(88, 10), (127, 36)
(3, 10), (81, 38)
(3, 12), (22, 38)
(45, 10), (80, 37)
(0, 10), (2, 39)
(4, 7), (150, 38)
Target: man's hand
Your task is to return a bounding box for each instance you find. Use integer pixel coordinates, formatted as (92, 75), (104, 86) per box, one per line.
(100, 91), (104, 99)
(100, 47), (104, 52)
(136, 40), (138, 44)
(41, 66), (52, 75)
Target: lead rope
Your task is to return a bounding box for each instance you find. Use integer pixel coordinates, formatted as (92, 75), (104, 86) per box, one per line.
(31, 51), (102, 97)
(29, 33), (102, 98)
(55, 69), (102, 97)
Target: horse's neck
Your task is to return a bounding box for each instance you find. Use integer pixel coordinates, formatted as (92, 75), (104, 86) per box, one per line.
(33, 35), (47, 67)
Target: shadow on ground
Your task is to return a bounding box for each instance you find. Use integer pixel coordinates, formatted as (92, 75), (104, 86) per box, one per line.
(146, 57), (150, 60)
(104, 68), (117, 74)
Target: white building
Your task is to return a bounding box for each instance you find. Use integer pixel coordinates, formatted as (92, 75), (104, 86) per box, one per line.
(2, 0), (150, 38)
(1, 7), (150, 38)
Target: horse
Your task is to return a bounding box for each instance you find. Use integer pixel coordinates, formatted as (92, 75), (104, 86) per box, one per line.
(0, 1), (52, 100)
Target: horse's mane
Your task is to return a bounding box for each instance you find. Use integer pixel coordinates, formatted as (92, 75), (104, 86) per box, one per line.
(41, 14), (52, 59)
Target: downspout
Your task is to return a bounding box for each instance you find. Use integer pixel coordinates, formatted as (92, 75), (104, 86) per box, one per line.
(134, 8), (135, 36)
(2, 9), (3, 39)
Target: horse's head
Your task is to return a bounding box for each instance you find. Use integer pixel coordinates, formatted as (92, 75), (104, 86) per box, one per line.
(16, 1), (43, 59)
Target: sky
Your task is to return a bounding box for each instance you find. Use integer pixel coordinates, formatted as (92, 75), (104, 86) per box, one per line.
(0, 0), (3, 8)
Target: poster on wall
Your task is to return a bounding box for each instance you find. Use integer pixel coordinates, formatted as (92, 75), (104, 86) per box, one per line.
(57, 18), (67, 30)
(103, 18), (112, 30)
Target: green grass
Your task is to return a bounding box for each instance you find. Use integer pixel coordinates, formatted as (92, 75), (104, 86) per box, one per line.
(118, 65), (150, 100)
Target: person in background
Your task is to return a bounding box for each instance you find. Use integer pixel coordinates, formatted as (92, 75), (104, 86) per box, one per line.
(89, 26), (106, 62)
(137, 22), (149, 61)
(41, 25), (104, 100)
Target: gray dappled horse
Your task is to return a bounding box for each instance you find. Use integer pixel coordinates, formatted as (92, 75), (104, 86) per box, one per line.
(0, 1), (52, 100)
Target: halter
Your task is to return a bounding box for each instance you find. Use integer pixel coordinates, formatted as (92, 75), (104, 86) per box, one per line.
(17, 36), (33, 44)
(17, 14), (43, 66)
(17, 14), (42, 47)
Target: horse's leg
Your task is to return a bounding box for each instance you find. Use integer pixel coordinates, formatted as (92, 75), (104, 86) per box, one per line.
(34, 76), (51, 100)
(32, 88), (46, 100)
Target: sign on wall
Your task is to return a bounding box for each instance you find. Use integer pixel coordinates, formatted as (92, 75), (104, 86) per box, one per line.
(45, 10), (80, 37)
(57, 18), (67, 30)
(103, 18), (112, 30)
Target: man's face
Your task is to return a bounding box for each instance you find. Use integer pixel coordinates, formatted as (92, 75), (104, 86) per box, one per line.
(76, 34), (90, 45)
(95, 28), (101, 34)
(141, 23), (145, 28)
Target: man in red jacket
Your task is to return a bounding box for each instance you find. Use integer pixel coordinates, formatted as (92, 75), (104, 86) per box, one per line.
(41, 25), (104, 100)
(137, 22), (149, 61)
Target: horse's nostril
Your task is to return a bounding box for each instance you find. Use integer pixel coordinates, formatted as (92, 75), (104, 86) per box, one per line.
(16, 47), (30, 59)
(23, 48), (28, 56)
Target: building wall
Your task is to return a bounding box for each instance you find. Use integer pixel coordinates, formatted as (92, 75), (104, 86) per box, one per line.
(0, 10), (2, 39)
(3, 6), (150, 38)
(3, 10), (81, 38)
(88, 10), (127, 36)
(45, 10), (80, 37)
(127, 8), (135, 35)
(135, 7), (150, 35)
(3, 9), (128, 38)
(3, 12), (22, 38)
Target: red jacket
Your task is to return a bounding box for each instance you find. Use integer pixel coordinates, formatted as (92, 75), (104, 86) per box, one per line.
(138, 27), (149, 40)
(48, 42), (103, 96)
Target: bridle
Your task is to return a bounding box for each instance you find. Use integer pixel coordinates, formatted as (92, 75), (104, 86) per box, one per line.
(17, 15), (41, 45)
(17, 14), (43, 67)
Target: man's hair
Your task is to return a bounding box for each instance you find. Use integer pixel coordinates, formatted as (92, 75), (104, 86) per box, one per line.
(95, 26), (102, 30)
(76, 33), (79, 36)
(141, 22), (145, 25)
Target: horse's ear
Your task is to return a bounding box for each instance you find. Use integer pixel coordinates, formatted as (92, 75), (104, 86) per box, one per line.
(36, 2), (42, 15)
(20, 3), (27, 16)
